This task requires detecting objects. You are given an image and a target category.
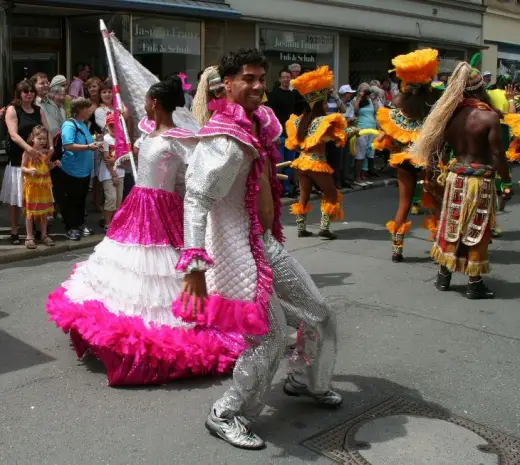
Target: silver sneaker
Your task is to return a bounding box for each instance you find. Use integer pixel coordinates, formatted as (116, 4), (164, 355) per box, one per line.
(205, 409), (265, 450)
(283, 374), (343, 407)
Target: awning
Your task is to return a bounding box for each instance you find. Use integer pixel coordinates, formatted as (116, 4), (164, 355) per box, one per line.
(18, 0), (241, 19)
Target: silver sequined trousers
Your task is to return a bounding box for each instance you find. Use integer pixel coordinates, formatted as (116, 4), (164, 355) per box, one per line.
(213, 231), (337, 420)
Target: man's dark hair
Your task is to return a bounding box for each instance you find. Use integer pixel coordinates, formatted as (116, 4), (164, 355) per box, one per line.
(279, 68), (291, 78)
(197, 70), (204, 81)
(219, 48), (268, 78)
(74, 63), (88, 76)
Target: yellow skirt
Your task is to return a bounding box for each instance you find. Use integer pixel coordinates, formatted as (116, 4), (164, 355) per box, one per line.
(291, 152), (333, 174)
(23, 176), (54, 219)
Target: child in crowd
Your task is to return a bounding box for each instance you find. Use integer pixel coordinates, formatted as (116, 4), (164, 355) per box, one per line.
(100, 112), (125, 231)
(21, 125), (61, 249)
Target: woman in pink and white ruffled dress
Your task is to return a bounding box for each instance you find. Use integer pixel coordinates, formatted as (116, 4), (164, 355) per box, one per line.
(46, 76), (245, 386)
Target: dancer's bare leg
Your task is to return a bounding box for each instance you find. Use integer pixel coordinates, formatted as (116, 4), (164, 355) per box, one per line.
(308, 171), (342, 240)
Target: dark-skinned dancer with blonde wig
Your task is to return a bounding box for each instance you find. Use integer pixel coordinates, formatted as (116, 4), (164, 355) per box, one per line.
(409, 63), (513, 299)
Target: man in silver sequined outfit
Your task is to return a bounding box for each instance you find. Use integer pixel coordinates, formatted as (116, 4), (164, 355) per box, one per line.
(177, 49), (341, 450)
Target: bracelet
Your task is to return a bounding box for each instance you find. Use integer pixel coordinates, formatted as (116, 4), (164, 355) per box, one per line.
(509, 100), (515, 104)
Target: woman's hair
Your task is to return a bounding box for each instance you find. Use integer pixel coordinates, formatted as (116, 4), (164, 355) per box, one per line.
(410, 62), (471, 167)
(12, 80), (36, 107)
(357, 82), (371, 108)
(70, 97), (92, 118)
(296, 102), (327, 142)
(101, 78), (112, 91)
(85, 77), (103, 104)
(369, 80), (381, 88)
(48, 85), (66, 101)
(192, 66), (223, 126)
(27, 125), (49, 149)
(147, 75), (185, 113)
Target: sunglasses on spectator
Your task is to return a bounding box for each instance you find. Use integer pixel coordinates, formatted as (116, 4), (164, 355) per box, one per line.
(22, 89), (35, 94)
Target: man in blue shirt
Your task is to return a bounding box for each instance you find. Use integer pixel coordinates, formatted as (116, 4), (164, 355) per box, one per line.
(60, 97), (101, 240)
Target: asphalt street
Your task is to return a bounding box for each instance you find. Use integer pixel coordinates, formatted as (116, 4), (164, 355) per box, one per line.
(1, 178), (520, 465)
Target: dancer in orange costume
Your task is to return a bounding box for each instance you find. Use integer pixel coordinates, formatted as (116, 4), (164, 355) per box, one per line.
(373, 49), (443, 262)
(285, 66), (355, 240)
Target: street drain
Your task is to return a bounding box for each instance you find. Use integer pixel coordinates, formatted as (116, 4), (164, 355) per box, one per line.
(302, 397), (520, 465)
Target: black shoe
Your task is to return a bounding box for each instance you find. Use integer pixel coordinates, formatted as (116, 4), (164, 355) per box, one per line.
(298, 230), (313, 238)
(392, 253), (404, 263)
(435, 272), (452, 291)
(466, 280), (495, 299)
(318, 230), (337, 240)
(66, 229), (81, 241)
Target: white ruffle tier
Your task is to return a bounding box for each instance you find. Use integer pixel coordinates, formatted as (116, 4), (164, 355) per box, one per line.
(63, 237), (189, 328)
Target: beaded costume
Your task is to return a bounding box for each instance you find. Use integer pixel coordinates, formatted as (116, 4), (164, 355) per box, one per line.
(172, 99), (338, 422)
(409, 62), (510, 298)
(431, 160), (496, 276)
(47, 118), (245, 386)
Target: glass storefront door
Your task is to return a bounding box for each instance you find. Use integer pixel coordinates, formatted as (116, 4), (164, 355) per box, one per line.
(12, 51), (59, 83)
(69, 14), (131, 80)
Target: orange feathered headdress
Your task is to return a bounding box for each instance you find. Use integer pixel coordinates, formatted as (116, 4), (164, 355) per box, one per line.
(504, 113), (520, 138)
(290, 66), (334, 107)
(390, 48), (439, 90)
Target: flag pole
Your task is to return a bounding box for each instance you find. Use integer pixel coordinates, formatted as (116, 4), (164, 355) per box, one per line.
(99, 19), (137, 178)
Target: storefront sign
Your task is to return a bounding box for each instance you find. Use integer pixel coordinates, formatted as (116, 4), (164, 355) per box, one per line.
(279, 52), (316, 63)
(132, 19), (201, 56)
(261, 29), (334, 54)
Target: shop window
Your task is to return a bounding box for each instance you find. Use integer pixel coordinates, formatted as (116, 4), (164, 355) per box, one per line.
(259, 27), (335, 91)
(69, 15), (130, 80)
(132, 16), (201, 87)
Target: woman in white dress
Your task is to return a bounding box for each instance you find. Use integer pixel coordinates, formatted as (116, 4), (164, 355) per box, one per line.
(47, 76), (245, 386)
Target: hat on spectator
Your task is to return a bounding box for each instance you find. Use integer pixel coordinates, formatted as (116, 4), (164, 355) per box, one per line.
(289, 63), (301, 73)
(50, 75), (67, 90)
(482, 71), (492, 78)
(338, 85), (356, 95)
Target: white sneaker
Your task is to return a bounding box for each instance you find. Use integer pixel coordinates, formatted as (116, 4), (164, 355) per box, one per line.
(283, 375), (343, 407)
(205, 409), (265, 450)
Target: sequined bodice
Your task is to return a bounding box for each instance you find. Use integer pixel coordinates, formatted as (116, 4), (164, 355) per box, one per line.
(136, 135), (186, 193)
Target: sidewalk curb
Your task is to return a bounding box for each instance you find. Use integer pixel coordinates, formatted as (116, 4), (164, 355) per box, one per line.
(0, 177), (396, 265)
(0, 234), (104, 266)
(280, 176), (396, 206)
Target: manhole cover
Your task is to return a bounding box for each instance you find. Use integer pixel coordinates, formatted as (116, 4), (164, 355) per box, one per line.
(302, 397), (520, 464)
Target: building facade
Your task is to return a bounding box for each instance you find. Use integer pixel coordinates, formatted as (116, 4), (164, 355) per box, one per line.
(482, 0), (520, 83)
(225, 0), (486, 87)
(0, 0), (241, 106)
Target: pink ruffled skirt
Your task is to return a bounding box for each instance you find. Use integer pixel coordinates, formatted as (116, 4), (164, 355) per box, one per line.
(46, 186), (245, 386)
